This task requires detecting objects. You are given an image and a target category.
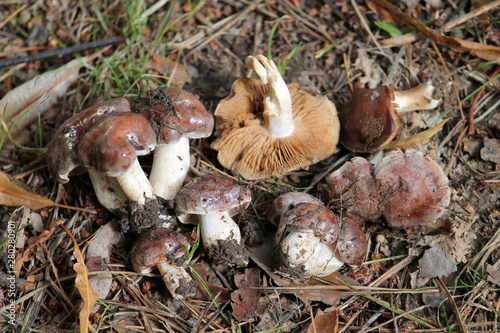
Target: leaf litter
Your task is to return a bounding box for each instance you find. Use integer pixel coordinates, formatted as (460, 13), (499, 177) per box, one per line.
(0, 1), (500, 332)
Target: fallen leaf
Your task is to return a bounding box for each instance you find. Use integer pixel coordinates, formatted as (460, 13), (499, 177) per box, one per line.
(231, 268), (266, 321)
(87, 221), (122, 312)
(384, 118), (450, 150)
(0, 58), (83, 142)
(369, 0), (500, 61)
(146, 54), (192, 87)
(486, 265), (500, 286)
(419, 246), (457, 278)
(306, 306), (339, 333)
(0, 171), (97, 214)
(0, 171), (55, 210)
(61, 224), (99, 333)
(189, 262), (231, 303)
(14, 219), (65, 276)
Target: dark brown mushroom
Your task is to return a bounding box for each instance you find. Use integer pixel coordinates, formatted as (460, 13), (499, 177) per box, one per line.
(134, 88), (214, 200)
(130, 228), (197, 299)
(339, 83), (440, 153)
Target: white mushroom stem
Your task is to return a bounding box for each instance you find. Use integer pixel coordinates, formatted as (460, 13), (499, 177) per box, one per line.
(114, 159), (155, 205)
(278, 230), (344, 277)
(87, 169), (128, 214)
(149, 137), (190, 200)
(394, 82), (441, 113)
(246, 55), (294, 138)
(157, 262), (194, 300)
(198, 210), (242, 248)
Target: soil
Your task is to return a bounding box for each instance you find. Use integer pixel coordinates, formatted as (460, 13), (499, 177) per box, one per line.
(206, 238), (251, 268)
(0, 1), (500, 332)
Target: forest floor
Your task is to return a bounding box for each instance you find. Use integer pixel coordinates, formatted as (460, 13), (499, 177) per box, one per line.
(0, 0), (500, 332)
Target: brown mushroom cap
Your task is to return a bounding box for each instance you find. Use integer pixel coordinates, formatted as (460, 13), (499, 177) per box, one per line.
(283, 202), (341, 243)
(374, 149), (451, 228)
(336, 217), (367, 267)
(338, 85), (399, 153)
(78, 112), (156, 177)
(211, 79), (339, 180)
(175, 174), (251, 216)
(325, 157), (382, 222)
(46, 98), (131, 183)
(134, 87), (214, 144)
(130, 228), (188, 273)
(267, 191), (324, 226)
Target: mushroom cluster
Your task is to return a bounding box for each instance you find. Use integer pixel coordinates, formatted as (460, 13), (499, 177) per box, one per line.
(325, 149), (451, 229)
(46, 98), (156, 217)
(268, 192), (367, 277)
(43, 53), (453, 300)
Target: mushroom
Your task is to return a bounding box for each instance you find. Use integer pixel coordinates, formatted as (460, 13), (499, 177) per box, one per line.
(270, 192), (367, 277)
(175, 174), (251, 267)
(339, 82), (440, 153)
(46, 98), (135, 213)
(134, 88), (214, 200)
(211, 55), (340, 180)
(374, 149), (451, 228)
(324, 156), (382, 222)
(130, 228), (197, 299)
(78, 112), (156, 207)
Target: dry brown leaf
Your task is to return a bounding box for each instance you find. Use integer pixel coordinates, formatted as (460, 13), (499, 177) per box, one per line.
(368, 0), (500, 61)
(0, 58), (83, 142)
(0, 171), (55, 209)
(306, 306), (339, 333)
(14, 219), (65, 276)
(231, 268), (266, 321)
(61, 224), (99, 333)
(146, 54), (192, 87)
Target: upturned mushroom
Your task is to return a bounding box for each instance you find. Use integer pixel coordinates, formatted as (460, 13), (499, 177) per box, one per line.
(270, 192), (367, 277)
(46, 98), (138, 214)
(339, 82), (440, 153)
(175, 174), (251, 267)
(211, 55), (340, 180)
(134, 88), (214, 200)
(130, 228), (197, 299)
(374, 149), (451, 228)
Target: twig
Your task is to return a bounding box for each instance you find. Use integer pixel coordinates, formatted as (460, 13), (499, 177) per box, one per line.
(350, 0), (385, 54)
(0, 36), (125, 68)
(435, 276), (467, 333)
(0, 4), (27, 30)
(468, 66), (500, 134)
(0, 271), (36, 292)
(442, 0), (500, 31)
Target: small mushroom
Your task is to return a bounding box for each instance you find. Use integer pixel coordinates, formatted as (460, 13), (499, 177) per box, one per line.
(270, 192), (367, 277)
(325, 156), (382, 222)
(78, 112), (156, 206)
(130, 228), (197, 299)
(211, 55), (340, 180)
(175, 174), (251, 267)
(374, 149), (451, 228)
(46, 98), (135, 213)
(339, 82), (440, 153)
(134, 88), (214, 200)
